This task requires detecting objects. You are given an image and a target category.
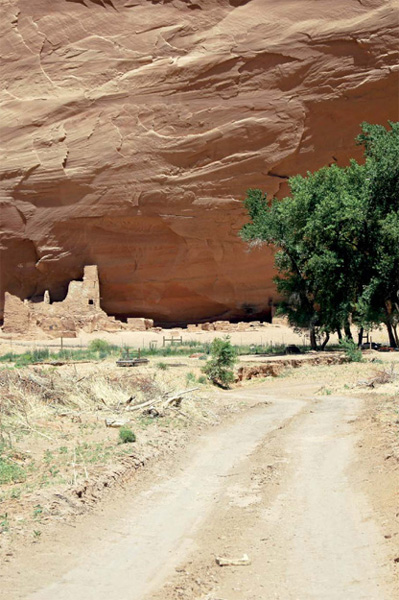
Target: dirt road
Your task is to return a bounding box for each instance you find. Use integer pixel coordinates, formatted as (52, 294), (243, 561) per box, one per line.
(3, 385), (394, 599)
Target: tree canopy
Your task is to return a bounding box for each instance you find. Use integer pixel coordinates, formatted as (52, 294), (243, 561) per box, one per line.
(240, 121), (399, 349)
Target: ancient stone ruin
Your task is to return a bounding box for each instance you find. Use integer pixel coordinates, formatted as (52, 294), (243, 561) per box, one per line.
(2, 266), (153, 338)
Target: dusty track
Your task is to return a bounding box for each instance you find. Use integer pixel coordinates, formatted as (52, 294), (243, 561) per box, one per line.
(2, 384), (395, 599)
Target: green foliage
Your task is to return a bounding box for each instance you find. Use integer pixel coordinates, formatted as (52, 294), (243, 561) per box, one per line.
(156, 362), (168, 370)
(0, 340), (305, 368)
(240, 122), (399, 349)
(0, 513), (9, 532)
(33, 504), (43, 518)
(186, 371), (196, 385)
(118, 427), (136, 444)
(202, 337), (237, 388)
(339, 338), (363, 363)
(0, 446), (26, 485)
(88, 339), (112, 354)
(0, 458), (26, 485)
(0, 352), (16, 363)
(197, 375), (207, 384)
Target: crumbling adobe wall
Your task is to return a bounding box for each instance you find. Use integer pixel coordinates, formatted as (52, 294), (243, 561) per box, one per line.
(2, 293), (31, 336)
(62, 265), (101, 313)
(2, 266), (153, 338)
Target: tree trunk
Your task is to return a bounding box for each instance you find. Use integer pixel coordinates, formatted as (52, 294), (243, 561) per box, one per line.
(321, 333), (330, 351)
(357, 327), (364, 348)
(393, 324), (399, 348)
(386, 322), (398, 348)
(344, 321), (352, 340)
(336, 328), (342, 340)
(384, 302), (398, 348)
(309, 326), (318, 350)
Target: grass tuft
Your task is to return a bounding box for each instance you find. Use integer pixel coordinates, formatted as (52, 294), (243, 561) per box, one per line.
(118, 427), (136, 444)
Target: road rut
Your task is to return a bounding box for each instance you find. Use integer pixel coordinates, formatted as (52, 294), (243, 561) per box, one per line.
(2, 385), (392, 599)
(29, 391), (304, 600)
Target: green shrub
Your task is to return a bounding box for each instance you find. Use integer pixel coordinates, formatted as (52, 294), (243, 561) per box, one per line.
(88, 339), (111, 354)
(202, 337), (237, 388)
(0, 352), (16, 363)
(186, 371), (196, 384)
(0, 458), (26, 485)
(118, 427), (136, 444)
(197, 375), (207, 384)
(32, 348), (50, 362)
(339, 337), (363, 362)
(156, 362), (168, 370)
(15, 353), (35, 367)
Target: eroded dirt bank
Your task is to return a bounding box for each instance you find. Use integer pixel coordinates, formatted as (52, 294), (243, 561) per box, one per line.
(1, 375), (397, 600)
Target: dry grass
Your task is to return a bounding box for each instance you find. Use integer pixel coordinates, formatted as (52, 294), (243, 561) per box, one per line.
(365, 363), (398, 387)
(0, 358), (215, 553)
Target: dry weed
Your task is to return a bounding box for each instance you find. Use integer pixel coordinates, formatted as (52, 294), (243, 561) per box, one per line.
(362, 363), (398, 388)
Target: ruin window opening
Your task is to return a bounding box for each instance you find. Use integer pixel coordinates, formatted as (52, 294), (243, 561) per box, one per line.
(88, 299), (94, 305)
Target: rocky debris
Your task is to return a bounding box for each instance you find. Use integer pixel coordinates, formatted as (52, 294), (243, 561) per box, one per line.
(116, 357), (150, 367)
(215, 554), (251, 567)
(187, 321), (268, 333)
(105, 418), (130, 428)
(127, 318), (154, 332)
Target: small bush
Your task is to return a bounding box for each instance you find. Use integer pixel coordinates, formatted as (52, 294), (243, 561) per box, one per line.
(339, 337), (363, 362)
(32, 348), (50, 362)
(202, 337), (237, 388)
(186, 371), (196, 384)
(0, 458), (26, 484)
(156, 362), (168, 370)
(0, 352), (16, 363)
(118, 427), (136, 444)
(88, 339), (111, 354)
(197, 375), (207, 384)
(15, 353), (35, 367)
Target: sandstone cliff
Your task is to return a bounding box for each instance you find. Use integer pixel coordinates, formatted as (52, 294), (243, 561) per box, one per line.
(1, 0), (398, 324)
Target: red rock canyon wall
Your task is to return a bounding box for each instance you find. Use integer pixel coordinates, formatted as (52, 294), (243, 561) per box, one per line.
(0, 0), (398, 323)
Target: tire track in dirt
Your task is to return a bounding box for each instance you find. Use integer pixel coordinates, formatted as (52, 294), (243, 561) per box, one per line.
(26, 390), (305, 600)
(149, 395), (394, 600)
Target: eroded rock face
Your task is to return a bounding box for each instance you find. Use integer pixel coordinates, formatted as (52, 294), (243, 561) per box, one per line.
(1, 0), (398, 324)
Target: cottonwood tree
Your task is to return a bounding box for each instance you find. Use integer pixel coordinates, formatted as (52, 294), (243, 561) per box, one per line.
(240, 122), (399, 349)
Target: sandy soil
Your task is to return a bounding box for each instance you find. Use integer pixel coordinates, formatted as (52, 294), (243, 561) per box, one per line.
(1, 362), (397, 599)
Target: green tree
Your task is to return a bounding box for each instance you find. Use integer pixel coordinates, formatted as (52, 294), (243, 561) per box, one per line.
(240, 122), (399, 349)
(202, 337), (237, 388)
(354, 122), (399, 346)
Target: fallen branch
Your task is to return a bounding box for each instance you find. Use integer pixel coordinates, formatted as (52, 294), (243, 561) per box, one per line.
(126, 396), (165, 413)
(127, 388), (199, 413)
(105, 418), (130, 428)
(167, 407), (189, 418)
